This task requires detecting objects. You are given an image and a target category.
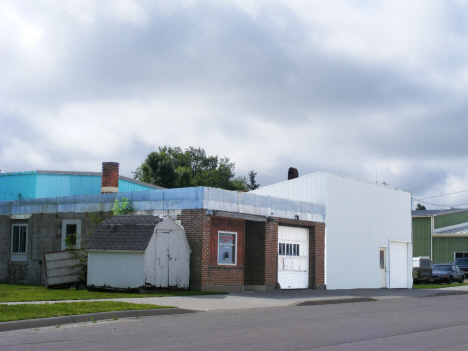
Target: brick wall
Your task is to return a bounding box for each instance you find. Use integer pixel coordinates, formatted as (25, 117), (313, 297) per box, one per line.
(101, 162), (119, 192)
(177, 209), (209, 290)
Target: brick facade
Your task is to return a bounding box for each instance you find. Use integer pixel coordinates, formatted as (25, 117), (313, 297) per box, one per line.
(1, 208), (326, 291)
(177, 211), (325, 291)
(101, 162), (119, 192)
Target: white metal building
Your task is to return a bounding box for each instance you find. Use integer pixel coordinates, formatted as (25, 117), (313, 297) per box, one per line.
(253, 172), (412, 290)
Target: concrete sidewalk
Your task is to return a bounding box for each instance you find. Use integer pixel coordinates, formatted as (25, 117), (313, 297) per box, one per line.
(2, 286), (468, 332)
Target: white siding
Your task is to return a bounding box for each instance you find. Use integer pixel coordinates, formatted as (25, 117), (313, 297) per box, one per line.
(145, 218), (191, 288)
(87, 251), (145, 289)
(253, 172), (412, 290)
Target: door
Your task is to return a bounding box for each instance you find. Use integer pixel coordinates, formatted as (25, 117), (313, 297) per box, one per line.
(155, 231), (170, 287)
(277, 226), (309, 289)
(380, 248), (387, 288)
(389, 241), (409, 288)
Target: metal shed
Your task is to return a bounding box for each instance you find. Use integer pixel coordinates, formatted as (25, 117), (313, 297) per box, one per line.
(87, 215), (191, 289)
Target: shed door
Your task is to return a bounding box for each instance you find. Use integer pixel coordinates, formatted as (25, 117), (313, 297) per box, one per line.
(389, 242), (409, 288)
(278, 226), (309, 289)
(155, 231), (170, 287)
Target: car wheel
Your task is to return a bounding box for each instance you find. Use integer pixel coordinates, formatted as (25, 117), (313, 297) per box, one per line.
(448, 276), (453, 284)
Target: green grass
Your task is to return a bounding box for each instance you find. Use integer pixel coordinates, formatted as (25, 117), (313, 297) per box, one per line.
(0, 301), (172, 322)
(413, 282), (468, 289)
(0, 284), (223, 303)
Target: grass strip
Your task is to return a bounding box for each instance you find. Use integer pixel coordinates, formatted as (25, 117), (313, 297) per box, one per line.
(0, 284), (223, 302)
(413, 282), (468, 289)
(0, 301), (173, 322)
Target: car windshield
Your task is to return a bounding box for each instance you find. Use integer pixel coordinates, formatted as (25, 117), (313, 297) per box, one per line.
(454, 258), (468, 265)
(432, 264), (452, 272)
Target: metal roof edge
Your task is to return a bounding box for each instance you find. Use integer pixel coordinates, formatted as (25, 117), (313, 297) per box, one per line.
(254, 171), (409, 193)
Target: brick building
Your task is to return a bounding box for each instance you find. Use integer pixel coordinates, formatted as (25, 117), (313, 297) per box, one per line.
(0, 169), (326, 291)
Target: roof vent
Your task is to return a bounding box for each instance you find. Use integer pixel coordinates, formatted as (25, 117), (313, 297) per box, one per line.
(288, 167), (299, 180)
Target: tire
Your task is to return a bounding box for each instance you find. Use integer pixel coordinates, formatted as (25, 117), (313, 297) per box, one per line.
(448, 276), (453, 284)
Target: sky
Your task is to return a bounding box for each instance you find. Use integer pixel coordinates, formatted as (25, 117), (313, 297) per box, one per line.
(1, 0), (468, 209)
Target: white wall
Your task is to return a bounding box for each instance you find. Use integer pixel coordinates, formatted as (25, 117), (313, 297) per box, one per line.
(144, 218), (190, 288)
(253, 172), (412, 289)
(88, 251), (145, 289)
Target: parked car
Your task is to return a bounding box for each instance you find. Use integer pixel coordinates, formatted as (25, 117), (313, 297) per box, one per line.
(412, 256), (432, 284)
(454, 258), (468, 279)
(431, 264), (464, 284)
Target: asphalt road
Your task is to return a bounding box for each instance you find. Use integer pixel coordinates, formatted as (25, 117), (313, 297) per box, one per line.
(2, 294), (468, 351)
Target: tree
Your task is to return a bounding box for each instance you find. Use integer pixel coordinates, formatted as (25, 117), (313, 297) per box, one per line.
(134, 146), (249, 191)
(246, 170), (260, 190)
(415, 203), (426, 210)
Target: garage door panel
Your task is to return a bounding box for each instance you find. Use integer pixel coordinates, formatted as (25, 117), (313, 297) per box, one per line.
(278, 226), (309, 289)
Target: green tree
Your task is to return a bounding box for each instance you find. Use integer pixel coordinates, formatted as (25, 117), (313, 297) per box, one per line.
(246, 170), (260, 190)
(415, 203), (426, 210)
(134, 146), (249, 190)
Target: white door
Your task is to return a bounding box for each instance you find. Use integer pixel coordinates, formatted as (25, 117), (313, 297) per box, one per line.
(278, 226), (309, 289)
(389, 242), (409, 288)
(380, 248), (387, 288)
(155, 231), (169, 287)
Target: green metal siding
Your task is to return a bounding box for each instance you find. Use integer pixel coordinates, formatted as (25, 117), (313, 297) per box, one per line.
(412, 217), (431, 257)
(433, 237), (468, 263)
(434, 211), (468, 229)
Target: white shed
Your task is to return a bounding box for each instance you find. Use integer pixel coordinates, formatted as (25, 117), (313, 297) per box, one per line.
(87, 215), (191, 289)
(253, 172), (412, 290)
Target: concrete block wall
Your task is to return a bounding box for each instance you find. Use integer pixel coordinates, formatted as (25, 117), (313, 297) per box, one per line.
(0, 215), (11, 283)
(0, 212), (110, 286)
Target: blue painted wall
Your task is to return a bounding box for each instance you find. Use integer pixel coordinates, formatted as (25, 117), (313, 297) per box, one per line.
(0, 172), (157, 201)
(0, 172), (38, 201)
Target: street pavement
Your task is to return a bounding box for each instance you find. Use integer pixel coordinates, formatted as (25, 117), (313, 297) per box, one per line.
(2, 285), (468, 332)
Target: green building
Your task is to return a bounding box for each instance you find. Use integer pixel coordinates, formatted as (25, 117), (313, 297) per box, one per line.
(413, 209), (468, 263)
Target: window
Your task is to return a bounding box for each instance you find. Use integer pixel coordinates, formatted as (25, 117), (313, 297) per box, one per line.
(61, 219), (81, 250)
(455, 252), (468, 259)
(278, 243), (300, 257)
(218, 231), (237, 265)
(11, 224), (27, 254)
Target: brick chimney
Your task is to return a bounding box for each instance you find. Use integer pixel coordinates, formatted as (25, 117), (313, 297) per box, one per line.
(288, 167), (299, 180)
(101, 162), (119, 193)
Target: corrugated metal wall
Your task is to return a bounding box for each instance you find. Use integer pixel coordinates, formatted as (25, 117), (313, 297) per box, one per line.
(434, 212), (468, 229)
(325, 173), (411, 289)
(37, 174), (102, 198)
(119, 179), (156, 192)
(412, 217), (431, 257)
(0, 173), (37, 201)
(433, 237), (468, 263)
(253, 172), (412, 289)
(1, 173), (157, 201)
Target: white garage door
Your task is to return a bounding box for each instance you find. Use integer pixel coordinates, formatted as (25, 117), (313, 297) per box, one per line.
(278, 226), (309, 289)
(389, 241), (409, 288)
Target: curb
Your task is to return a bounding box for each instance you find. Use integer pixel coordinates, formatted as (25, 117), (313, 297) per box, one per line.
(0, 308), (198, 333)
(296, 297), (376, 306)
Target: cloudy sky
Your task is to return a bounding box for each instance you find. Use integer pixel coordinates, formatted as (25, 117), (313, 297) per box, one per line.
(1, 0), (468, 209)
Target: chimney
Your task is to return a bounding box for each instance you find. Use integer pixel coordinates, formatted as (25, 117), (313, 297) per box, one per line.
(101, 162), (119, 193)
(288, 167), (299, 180)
